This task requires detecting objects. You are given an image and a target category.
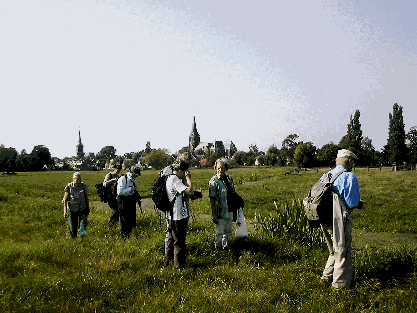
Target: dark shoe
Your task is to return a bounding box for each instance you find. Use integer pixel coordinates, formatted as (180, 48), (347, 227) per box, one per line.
(320, 277), (332, 286)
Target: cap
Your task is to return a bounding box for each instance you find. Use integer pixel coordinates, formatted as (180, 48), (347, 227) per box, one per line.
(337, 149), (358, 160)
(130, 166), (141, 176)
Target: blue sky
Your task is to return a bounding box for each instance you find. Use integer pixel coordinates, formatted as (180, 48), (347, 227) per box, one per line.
(1, 0), (416, 159)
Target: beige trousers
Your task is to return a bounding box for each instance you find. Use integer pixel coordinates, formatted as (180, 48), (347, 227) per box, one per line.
(321, 216), (353, 289)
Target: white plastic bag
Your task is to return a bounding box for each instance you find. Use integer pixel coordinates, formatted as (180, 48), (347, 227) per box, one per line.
(235, 208), (248, 239)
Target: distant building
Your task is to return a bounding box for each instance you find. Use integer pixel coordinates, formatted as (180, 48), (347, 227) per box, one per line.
(189, 117), (237, 158)
(76, 130), (84, 157)
(189, 116), (201, 153)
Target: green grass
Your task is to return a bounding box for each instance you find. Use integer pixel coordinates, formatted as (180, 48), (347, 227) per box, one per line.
(0, 167), (416, 312)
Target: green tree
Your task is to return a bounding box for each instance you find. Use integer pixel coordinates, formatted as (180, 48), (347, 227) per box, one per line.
(178, 146), (190, 154)
(384, 103), (408, 164)
(316, 142), (339, 166)
(361, 136), (377, 166)
(97, 146), (117, 161)
(281, 134), (300, 165)
(245, 144), (261, 166)
(29, 145), (52, 171)
(0, 147), (18, 172)
(232, 151), (247, 166)
(204, 148), (224, 168)
(266, 144), (282, 166)
(406, 126), (417, 164)
(256, 153), (267, 166)
(16, 149), (30, 171)
(143, 149), (171, 170)
(145, 141), (152, 154)
(339, 110), (363, 157)
(294, 142), (316, 168)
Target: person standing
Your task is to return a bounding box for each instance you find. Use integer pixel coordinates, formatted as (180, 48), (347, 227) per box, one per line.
(165, 161), (193, 270)
(63, 172), (90, 238)
(116, 166), (142, 238)
(209, 158), (236, 250)
(103, 164), (122, 227)
(320, 149), (363, 289)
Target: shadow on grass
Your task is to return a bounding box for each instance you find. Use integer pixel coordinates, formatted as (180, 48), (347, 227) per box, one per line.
(187, 236), (306, 270)
(354, 245), (417, 288)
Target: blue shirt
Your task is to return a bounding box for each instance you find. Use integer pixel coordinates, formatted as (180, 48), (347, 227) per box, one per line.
(321, 165), (361, 213)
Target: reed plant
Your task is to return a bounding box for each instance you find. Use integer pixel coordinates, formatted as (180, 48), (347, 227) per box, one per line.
(253, 199), (324, 247)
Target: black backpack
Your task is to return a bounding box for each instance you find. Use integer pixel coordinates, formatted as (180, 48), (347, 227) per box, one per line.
(151, 173), (176, 213)
(95, 174), (118, 203)
(303, 169), (346, 228)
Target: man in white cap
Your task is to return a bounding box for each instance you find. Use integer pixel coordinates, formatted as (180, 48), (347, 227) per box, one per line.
(320, 149), (363, 289)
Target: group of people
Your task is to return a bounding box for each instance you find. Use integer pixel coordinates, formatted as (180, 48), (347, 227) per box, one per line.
(62, 150), (363, 290)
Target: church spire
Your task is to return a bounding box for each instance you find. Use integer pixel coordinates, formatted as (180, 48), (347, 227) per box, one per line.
(76, 127), (84, 157)
(189, 116), (200, 152)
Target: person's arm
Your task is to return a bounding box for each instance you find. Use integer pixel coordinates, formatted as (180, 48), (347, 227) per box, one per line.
(208, 178), (218, 223)
(210, 197), (218, 224)
(84, 185), (90, 211)
(63, 191), (69, 218)
(103, 173), (119, 187)
(183, 171), (193, 195)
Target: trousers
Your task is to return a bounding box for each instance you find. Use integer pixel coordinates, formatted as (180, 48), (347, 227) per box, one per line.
(67, 209), (88, 237)
(165, 218), (189, 269)
(321, 217), (353, 289)
(118, 195), (137, 238)
(214, 211), (233, 249)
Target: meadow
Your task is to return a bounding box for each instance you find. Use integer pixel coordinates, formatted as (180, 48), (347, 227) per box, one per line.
(0, 167), (416, 312)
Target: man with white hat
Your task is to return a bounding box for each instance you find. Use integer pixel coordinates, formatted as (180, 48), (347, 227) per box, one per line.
(320, 149), (363, 289)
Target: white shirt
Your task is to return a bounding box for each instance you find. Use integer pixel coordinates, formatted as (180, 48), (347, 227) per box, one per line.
(165, 175), (189, 220)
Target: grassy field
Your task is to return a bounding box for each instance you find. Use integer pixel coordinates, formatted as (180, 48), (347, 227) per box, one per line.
(0, 167), (416, 312)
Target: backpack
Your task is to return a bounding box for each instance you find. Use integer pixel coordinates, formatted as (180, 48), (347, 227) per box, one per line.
(303, 169), (346, 228)
(151, 168), (176, 213)
(95, 174), (118, 203)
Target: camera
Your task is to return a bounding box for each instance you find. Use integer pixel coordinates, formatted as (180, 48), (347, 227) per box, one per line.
(190, 190), (203, 200)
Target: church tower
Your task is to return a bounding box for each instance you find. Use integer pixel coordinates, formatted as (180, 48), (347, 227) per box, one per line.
(76, 129), (84, 157)
(189, 116), (200, 152)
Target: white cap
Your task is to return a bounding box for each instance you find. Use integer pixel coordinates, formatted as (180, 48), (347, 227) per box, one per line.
(337, 149), (358, 160)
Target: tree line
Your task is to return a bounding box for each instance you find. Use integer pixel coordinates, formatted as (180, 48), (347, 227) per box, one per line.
(231, 103), (416, 168)
(1, 103), (416, 172)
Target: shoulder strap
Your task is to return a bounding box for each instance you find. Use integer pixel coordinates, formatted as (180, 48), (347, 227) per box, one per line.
(329, 169), (347, 184)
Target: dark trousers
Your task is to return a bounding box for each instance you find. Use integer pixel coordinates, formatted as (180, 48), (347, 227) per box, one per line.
(118, 196), (137, 238)
(165, 218), (189, 269)
(67, 209), (88, 237)
(107, 198), (119, 226)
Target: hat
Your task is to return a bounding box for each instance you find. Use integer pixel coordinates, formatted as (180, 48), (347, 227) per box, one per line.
(130, 166), (141, 176)
(73, 172), (81, 178)
(172, 160), (190, 171)
(337, 149), (358, 160)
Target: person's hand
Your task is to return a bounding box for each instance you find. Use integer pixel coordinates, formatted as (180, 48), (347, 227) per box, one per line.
(64, 210), (69, 218)
(185, 171), (192, 180)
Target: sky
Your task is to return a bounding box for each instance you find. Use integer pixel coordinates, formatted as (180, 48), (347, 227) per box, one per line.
(1, 0), (416, 159)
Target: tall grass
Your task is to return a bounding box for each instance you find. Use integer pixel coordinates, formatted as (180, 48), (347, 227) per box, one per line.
(254, 199), (324, 247)
(1, 168), (417, 312)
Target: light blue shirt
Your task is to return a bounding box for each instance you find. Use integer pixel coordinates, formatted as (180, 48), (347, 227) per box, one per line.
(321, 165), (361, 213)
(117, 173), (136, 196)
